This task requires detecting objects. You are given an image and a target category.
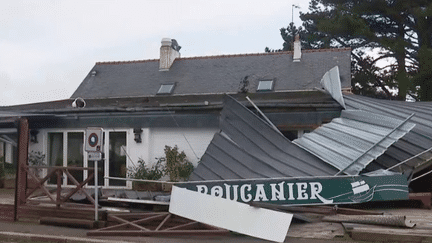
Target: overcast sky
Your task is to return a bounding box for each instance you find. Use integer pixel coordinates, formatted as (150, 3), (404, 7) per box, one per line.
(0, 0), (309, 106)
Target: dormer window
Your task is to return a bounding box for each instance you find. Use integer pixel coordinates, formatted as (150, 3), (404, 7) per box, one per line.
(157, 84), (175, 94)
(257, 80), (274, 91)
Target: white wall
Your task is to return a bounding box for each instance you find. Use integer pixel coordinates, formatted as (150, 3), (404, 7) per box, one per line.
(148, 127), (218, 167)
(27, 126), (218, 188)
(28, 130), (44, 157)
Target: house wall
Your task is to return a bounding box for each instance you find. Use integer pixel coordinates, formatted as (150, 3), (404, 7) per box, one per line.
(148, 127), (219, 167)
(27, 126), (218, 188)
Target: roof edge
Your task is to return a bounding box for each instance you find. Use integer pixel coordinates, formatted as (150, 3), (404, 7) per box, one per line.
(96, 47), (352, 65)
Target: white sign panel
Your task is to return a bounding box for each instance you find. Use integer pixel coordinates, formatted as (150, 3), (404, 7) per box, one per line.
(169, 186), (293, 243)
(85, 128), (103, 152)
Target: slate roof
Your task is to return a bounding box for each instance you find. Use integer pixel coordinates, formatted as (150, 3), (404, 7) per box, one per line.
(71, 48), (351, 99)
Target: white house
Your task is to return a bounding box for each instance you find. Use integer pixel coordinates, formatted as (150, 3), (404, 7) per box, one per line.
(0, 38), (352, 189)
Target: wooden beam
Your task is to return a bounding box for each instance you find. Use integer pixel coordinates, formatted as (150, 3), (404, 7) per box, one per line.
(40, 217), (96, 229)
(99, 214), (166, 232)
(14, 118), (29, 221)
(344, 223), (432, 242)
(61, 169), (95, 205)
(249, 202), (383, 215)
(162, 221), (199, 231)
(155, 214), (171, 231)
(25, 169), (57, 203)
(87, 229), (229, 237)
(25, 167), (58, 199)
(109, 215), (150, 231)
(56, 170), (62, 208)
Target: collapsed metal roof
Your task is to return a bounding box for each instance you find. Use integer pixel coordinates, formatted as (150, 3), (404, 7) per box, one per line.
(293, 110), (415, 175)
(189, 96), (340, 181)
(190, 66), (426, 181)
(190, 94), (416, 181)
(344, 94), (432, 174)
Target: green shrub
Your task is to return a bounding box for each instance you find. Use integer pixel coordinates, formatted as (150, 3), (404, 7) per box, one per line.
(128, 158), (164, 181)
(128, 145), (195, 183)
(160, 145), (194, 182)
(28, 151), (46, 178)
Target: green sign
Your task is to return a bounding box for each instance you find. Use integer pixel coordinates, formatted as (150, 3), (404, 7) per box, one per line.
(178, 174), (408, 206)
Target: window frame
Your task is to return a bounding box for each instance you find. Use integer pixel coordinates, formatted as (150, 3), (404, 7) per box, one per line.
(43, 128), (130, 189)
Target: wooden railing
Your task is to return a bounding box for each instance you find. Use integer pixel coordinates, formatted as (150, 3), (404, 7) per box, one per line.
(25, 166), (96, 208)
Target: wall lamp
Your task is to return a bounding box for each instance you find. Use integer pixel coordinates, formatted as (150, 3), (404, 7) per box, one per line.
(133, 128), (143, 143)
(30, 130), (39, 143)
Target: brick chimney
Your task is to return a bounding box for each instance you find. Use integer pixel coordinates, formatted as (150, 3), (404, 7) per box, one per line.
(293, 34), (301, 62)
(159, 38), (181, 71)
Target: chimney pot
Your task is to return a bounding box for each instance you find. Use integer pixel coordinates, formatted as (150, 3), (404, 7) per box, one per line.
(161, 38), (172, 47)
(293, 34), (301, 62)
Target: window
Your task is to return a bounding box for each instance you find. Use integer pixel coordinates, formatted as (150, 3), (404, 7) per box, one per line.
(67, 132), (84, 184)
(157, 84), (175, 94)
(47, 132), (64, 184)
(46, 130), (129, 188)
(47, 132), (84, 185)
(257, 80), (274, 91)
(108, 132), (127, 186)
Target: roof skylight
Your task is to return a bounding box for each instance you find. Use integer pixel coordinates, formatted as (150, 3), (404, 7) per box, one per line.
(157, 84), (175, 94)
(257, 80), (274, 91)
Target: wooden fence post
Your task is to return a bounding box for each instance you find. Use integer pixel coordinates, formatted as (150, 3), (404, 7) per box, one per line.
(14, 118), (29, 221)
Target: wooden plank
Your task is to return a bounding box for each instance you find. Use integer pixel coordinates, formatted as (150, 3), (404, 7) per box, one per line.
(25, 171), (57, 203)
(56, 170), (62, 208)
(287, 222), (345, 240)
(100, 214), (166, 232)
(155, 214), (171, 231)
(249, 202), (383, 215)
(163, 221), (199, 231)
(109, 215), (150, 231)
(108, 212), (167, 218)
(40, 217), (96, 229)
(87, 229), (229, 237)
(24, 167), (57, 198)
(107, 197), (169, 206)
(28, 166), (95, 170)
(409, 192), (431, 209)
(346, 227), (432, 242)
(324, 214), (416, 228)
(0, 204), (14, 222)
(17, 205), (106, 221)
(61, 169), (95, 205)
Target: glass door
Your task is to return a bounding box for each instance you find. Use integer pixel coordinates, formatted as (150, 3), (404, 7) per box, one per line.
(47, 132), (63, 184)
(108, 132), (127, 186)
(67, 132), (84, 184)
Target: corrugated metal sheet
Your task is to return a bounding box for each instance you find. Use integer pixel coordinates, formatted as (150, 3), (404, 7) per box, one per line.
(344, 94), (432, 173)
(293, 110), (415, 175)
(189, 96), (340, 181)
(320, 66), (346, 109)
(190, 94), (430, 181)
